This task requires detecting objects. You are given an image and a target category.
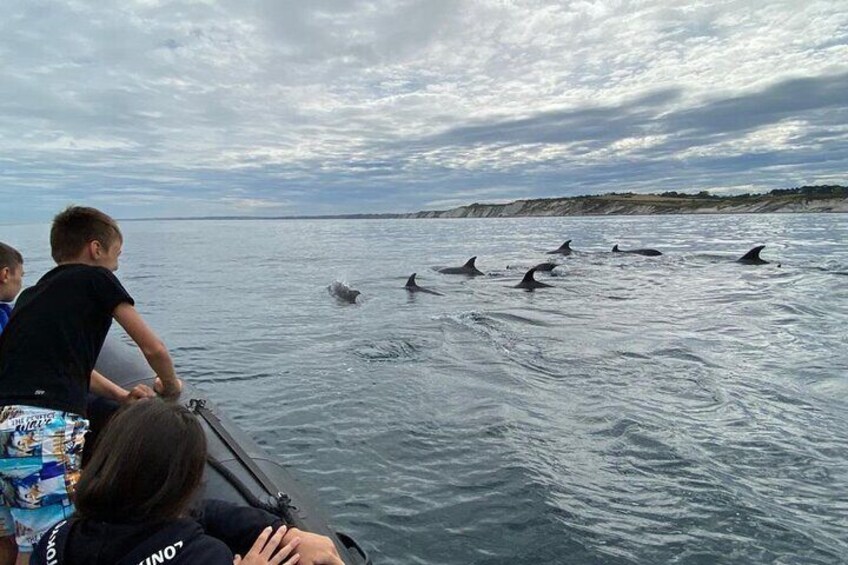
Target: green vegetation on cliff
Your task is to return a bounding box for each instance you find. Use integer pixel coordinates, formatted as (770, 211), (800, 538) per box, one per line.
(408, 185), (848, 219)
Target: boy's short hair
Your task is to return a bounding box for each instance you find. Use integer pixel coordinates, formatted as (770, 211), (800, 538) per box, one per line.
(0, 242), (23, 270)
(50, 206), (122, 263)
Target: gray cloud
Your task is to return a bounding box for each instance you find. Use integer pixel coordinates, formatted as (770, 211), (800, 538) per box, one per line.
(419, 88), (683, 147)
(667, 72), (848, 137)
(416, 72), (848, 153)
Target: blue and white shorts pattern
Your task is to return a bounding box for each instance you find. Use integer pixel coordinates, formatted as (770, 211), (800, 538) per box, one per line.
(0, 405), (88, 552)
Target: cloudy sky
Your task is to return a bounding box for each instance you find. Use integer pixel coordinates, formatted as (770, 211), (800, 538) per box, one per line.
(2, 0), (847, 221)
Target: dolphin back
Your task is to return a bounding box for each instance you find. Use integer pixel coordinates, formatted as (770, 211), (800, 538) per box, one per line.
(328, 281), (361, 303)
(548, 240), (573, 254)
(521, 267), (538, 283)
(738, 245), (766, 263)
(515, 267), (552, 289)
(612, 244), (662, 256)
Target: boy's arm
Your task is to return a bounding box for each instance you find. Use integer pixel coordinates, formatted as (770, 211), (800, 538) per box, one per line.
(112, 302), (182, 398)
(90, 370), (156, 403)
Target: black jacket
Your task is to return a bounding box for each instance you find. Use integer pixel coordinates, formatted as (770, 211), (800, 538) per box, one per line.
(31, 500), (284, 565)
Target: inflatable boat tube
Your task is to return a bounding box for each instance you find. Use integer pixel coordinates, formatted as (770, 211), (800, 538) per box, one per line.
(95, 334), (371, 565)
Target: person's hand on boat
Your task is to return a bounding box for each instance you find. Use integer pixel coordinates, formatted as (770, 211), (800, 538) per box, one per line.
(234, 525), (301, 565)
(281, 529), (344, 565)
(121, 383), (156, 404)
(153, 375), (183, 399)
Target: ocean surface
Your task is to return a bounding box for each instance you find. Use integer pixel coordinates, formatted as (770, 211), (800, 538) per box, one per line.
(3, 213), (847, 564)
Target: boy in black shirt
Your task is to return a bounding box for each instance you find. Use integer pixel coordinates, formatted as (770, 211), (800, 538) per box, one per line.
(0, 207), (182, 565)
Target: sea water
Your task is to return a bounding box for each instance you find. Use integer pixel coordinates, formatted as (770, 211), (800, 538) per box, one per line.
(3, 213), (847, 564)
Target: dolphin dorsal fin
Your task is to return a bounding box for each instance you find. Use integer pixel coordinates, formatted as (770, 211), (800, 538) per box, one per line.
(464, 256), (477, 268)
(521, 268), (538, 283)
(559, 240), (572, 250)
(405, 273), (418, 287)
(739, 245), (765, 261)
(612, 244), (620, 252)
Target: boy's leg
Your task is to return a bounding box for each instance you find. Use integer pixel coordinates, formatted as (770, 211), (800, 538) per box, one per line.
(0, 535), (16, 565)
(0, 407), (87, 560)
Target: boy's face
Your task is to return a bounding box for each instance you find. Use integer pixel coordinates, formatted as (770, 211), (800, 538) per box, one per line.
(0, 264), (24, 301)
(97, 240), (123, 272)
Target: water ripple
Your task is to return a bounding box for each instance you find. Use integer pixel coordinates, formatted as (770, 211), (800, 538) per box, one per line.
(7, 214), (846, 564)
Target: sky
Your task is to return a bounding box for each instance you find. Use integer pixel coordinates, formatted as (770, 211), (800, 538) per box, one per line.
(1, 0), (847, 221)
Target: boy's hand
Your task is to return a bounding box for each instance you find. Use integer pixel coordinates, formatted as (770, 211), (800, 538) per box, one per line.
(121, 384), (156, 404)
(91, 370), (155, 406)
(154, 376), (183, 399)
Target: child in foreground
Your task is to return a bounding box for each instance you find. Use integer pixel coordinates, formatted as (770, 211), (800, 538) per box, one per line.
(31, 399), (342, 565)
(0, 207), (182, 564)
(0, 243), (24, 334)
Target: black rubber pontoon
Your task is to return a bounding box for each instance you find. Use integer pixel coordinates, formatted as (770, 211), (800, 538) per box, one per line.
(95, 334), (370, 565)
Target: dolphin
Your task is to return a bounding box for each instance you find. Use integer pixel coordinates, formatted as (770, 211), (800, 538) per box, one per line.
(328, 281), (361, 304)
(546, 240), (573, 255)
(438, 256), (484, 276)
(612, 244), (662, 257)
(404, 273), (443, 295)
(514, 267), (553, 290)
(737, 245), (769, 265)
(532, 262), (558, 272)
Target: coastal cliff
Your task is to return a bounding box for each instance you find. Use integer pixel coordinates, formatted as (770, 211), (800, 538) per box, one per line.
(403, 186), (848, 219)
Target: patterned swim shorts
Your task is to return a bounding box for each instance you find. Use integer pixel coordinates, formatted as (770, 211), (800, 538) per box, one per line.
(0, 405), (88, 552)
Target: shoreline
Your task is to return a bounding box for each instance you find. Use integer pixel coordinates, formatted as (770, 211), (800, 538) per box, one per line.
(401, 187), (848, 219)
(113, 202), (848, 222)
(401, 197), (848, 219)
(56, 185), (847, 223)
(128, 194), (848, 222)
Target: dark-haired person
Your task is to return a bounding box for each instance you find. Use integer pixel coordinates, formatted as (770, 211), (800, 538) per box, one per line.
(31, 399), (342, 565)
(0, 206), (182, 565)
(0, 242), (24, 334)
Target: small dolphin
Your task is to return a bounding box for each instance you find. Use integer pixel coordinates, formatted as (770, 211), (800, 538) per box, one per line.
(328, 281), (361, 304)
(737, 245), (769, 265)
(532, 262), (558, 272)
(612, 244), (662, 257)
(438, 256), (484, 276)
(546, 240), (573, 255)
(405, 273), (443, 295)
(514, 267), (553, 290)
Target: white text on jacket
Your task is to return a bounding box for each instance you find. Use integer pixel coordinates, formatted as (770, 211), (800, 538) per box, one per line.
(137, 541), (184, 565)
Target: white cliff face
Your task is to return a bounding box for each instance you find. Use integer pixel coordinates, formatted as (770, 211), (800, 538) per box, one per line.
(406, 196), (848, 219)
